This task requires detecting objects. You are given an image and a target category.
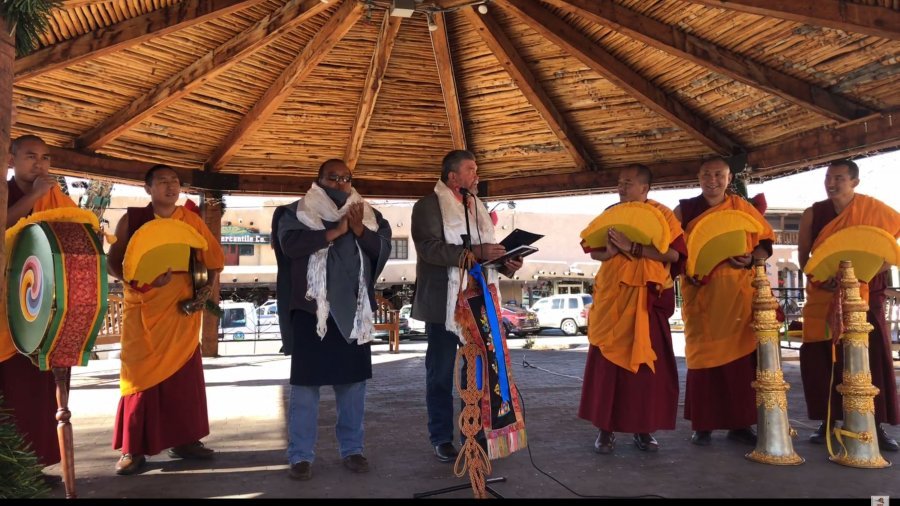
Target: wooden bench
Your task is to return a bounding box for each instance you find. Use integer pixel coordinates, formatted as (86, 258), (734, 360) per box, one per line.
(374, 295), (401, 353)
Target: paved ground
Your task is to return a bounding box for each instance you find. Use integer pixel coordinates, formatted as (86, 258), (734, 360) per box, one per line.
(43, 333), (899, 499)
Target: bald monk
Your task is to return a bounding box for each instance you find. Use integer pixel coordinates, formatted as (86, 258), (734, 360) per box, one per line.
(798, 159), (899, 452)
(107, 164), (225, 475)
(675, 157), (774, 447)
(0, 135), (77, 484)
(579, 164), (684, 454)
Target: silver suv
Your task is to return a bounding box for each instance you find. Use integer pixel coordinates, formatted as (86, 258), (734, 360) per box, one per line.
(529, 294), (592, 335)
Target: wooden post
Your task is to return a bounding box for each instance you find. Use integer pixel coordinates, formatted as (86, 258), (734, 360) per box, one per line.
(52, 367), (76, 499)
(0, 16), (14, 325)
(200, 192), (222, 357)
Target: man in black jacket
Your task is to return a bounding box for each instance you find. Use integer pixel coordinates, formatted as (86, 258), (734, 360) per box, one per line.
(272, 159), (392, 480)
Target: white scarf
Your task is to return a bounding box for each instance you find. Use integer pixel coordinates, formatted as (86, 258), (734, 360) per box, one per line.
(434, 180), (500, 341)
(296, 182), (379, 344)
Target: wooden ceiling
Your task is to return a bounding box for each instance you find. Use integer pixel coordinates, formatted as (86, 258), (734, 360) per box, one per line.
(11, 0), (900, 198)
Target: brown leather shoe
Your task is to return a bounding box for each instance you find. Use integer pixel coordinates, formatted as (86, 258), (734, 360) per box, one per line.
(342, 454), (370, 473)
(289, 461), (312, 481)
(115, 453), (146, 475)
(168, 441), (215, 460)
(593, 430), (615, 454)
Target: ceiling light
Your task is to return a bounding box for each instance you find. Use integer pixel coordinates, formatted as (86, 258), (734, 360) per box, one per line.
(390, 0), (416, 18)
(478, 3), (488, 14)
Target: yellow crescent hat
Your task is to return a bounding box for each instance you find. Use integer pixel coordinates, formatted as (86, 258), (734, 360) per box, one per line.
(685, 210), (763, 278)
(804, 225), (900, 283)
(123, 219), (208, 285)
(580, 201), (670, 254)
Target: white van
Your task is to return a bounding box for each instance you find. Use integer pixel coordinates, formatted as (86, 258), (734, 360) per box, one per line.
(530, 294), (592, 335)
(220, 301), (280, 340)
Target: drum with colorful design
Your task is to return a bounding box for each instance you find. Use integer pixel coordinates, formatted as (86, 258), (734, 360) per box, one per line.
(7, 221), (108, 370)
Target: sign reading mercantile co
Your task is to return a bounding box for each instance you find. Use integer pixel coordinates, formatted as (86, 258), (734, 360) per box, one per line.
(221, 235), (270, 244)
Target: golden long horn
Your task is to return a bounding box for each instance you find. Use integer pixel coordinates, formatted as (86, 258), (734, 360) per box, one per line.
(745, 258), (804, 465)
(829, 260), (891, 468)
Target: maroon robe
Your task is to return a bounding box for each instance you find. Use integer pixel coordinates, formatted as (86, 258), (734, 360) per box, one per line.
(0, 178), (61, 467)
(111, 206), (211, 456)
(679, 195), (770, 431)
(113, 348), (210, 455)
(799, 199), (899, 424)
(578, 235), (685, 433)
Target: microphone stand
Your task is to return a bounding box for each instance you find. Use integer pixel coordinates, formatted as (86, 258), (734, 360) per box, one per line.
(412, 187), (506, 499)
(460, 189), (472, 252)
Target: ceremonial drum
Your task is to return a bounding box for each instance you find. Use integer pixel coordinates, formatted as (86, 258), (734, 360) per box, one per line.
(7, 221), (108, 370)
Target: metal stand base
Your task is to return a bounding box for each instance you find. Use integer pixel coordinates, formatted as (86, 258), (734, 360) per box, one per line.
(413, 477), (507, 499)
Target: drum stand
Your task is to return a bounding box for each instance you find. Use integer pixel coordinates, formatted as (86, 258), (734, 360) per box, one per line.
(52, 367), (76, 499)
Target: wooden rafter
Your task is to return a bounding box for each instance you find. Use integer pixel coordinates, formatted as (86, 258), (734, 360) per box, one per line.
(76, 0), (329, 151)
(205, 0), (364, 171)
(685, 0), (900, 41)
(540, 0), (870, 122)
(47, 113), (900, 197)
(345, 13), (403, 170)
(463, 7), (595, 170)
(748, 113), (900, 175)
(430, 12), (467, 150)
(15, 0), (265, 82)
(499, 0), (740, 155)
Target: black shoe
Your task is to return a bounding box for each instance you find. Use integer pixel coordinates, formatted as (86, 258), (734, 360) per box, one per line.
(809, 422), (828, 445)
(877, 425), (899, 452)
(691, 431), (712, 446)
(433, 442), (458, 463)
(41, 473), (63, 487)
(289, 461), (312, 481)
(342, 454), (370, 473)
(593, 431), (615, 455)
(727, 427), (758, 446)
(633, 433), (659, 452)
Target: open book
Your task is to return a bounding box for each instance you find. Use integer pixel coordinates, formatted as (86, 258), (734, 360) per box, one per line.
(483, 228), (543, 267)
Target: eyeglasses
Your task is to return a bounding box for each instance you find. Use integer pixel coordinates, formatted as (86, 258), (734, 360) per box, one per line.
(325, 175), (352, 184)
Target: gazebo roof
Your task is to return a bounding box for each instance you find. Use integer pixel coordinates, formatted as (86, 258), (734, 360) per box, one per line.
(11, 0), (900, 198)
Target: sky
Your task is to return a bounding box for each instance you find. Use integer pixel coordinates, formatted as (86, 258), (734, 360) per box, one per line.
(78, 150), (899, 213)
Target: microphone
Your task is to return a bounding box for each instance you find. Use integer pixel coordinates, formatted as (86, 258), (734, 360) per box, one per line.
(459, 187), (471, 198)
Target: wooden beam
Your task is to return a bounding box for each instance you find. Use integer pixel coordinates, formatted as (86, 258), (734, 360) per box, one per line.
(15, 0), (264, 82)
(482, 160), (700, 198)
(463, 7), (595, 170)
(430, 12), (467, 150)
(540, 0), (870, 122)
(76, 0), (328, 151)
(748, 113), (900, 175)
(217, 174), (436, 197)
(499, 0), (740, 155)
(344, 13), (403, 170)
(685, 0), (900, 41)
(206, 0), (364, 171)
(48, 146), (188, 184)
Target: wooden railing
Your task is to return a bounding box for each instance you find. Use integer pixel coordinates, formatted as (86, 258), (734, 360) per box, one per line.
(94, 294), (124, 346)
(774, 230), (799, 245)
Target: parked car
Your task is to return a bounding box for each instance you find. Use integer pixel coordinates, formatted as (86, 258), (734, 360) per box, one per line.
(501, 305), (540, 337)
(258, 299), (278, 326)
(220, 301), (280, 340)
(529, 294), (592, 335)
(398, 304), (426, 335)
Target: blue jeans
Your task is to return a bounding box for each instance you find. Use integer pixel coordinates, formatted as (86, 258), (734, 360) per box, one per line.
(425, 322), (462, 447)
(287, 381), (366, 465)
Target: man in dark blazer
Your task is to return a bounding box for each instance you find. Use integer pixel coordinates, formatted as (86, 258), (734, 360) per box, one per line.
(411, 150), (522, 462)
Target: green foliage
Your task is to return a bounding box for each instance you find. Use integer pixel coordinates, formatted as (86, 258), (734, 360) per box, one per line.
(0, 0), (61, 56)
(0, 395), (50, 499)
